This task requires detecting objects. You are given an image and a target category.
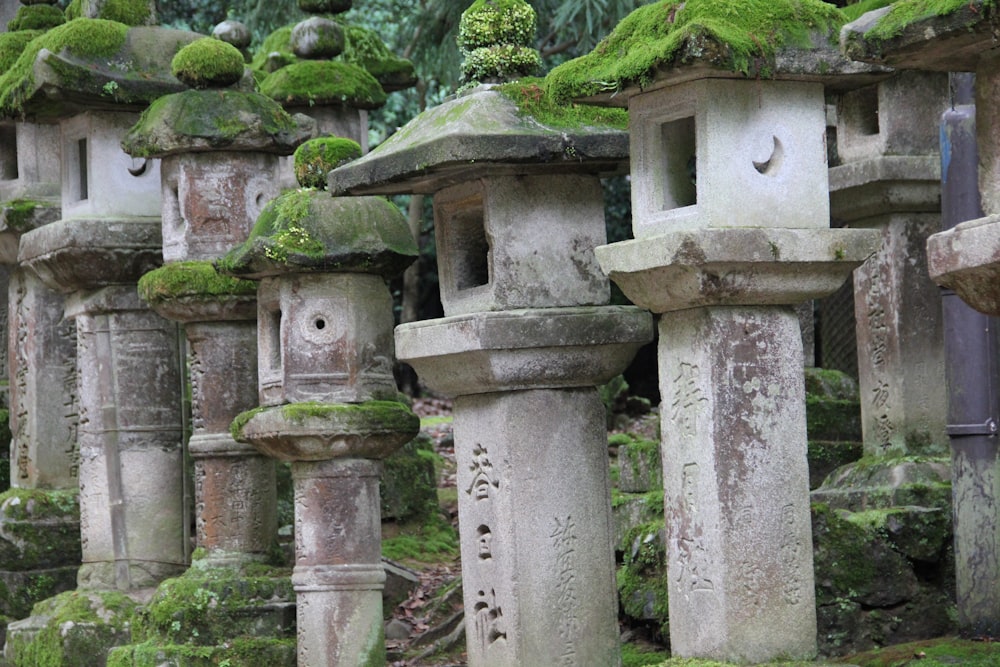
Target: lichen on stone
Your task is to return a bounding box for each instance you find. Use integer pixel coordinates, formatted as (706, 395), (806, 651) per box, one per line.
(293, 137), (362, 189)
(137, 261), (258, 306)
(171, 37), (246, 90)
(546, 0), (846, 103)
(259, 59), (386, 109)
(7, 5), (65, 32)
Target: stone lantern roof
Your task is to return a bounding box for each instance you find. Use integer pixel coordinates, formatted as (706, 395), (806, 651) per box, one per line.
(327, 83), (629, 196)
(840, 0), (995, 71)
(0, 18), (202, 121)
(545, 0), (890, 108)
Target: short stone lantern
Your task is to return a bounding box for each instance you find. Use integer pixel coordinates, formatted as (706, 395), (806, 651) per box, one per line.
(223, 137), (420, 667)
(843, 0), (1000, 640)
(548, 2), (881, 662)
(329, 2), (653, 664)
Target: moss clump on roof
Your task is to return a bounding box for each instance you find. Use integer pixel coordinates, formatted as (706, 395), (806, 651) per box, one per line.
(259, 59), (386, 109)
(458, 0), (536, 50)
(857, 0), (995, 41)
(217, 190), (417, 278)
(250, 24), (295, 74)
(464, 45), (542, 83)
(497, 78), (628, 130)
(8, 5), (65, 31)
(0, 18), (129, 116)
(546, 0), (845, 103)
(137, 261), (257, 306)
(171, 37), (246, 89)
(840, 0), (895, 22)
(294, 137), (362, 189)
(90, 0), (152, 26)
(341, 24), (416, 88)
(0, 30), (43, 73)
(121, 88), (303, 157)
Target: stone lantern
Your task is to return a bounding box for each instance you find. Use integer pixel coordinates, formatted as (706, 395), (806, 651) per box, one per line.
(122, 37), (312, 568)
(2, 11), (200, 663)
(547, 2), (881, 662)
(842, 0), (1000, 639)
(328, 4), (652, 665)
(223, 138), (420, 667)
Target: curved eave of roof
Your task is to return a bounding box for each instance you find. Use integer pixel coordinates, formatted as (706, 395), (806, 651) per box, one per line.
(327, 85), (629, 196)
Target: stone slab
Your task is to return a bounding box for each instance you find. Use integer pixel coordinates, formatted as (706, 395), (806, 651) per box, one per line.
(829, 156), (940, 222)
(596, 228), (880, 313)
(927, 213), (1000, 315)
(394, 306), (653, 396)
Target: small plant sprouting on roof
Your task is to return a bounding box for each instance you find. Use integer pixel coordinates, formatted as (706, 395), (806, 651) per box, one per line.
(171, 37), (246, 90)
(458, 0), (542, 85)
(293, 137), (362, 189)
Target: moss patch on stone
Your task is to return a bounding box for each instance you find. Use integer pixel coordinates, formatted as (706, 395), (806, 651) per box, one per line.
(616, 519), (668, 637)
(230, 400), (420, 441)
(381, 509), (459, 564)
(260, 59), (386, 109)
(1, 199), (45, 232)
(546, 0), (845, 103)
(122, 89), (302, 157)
(858, 0), (995, 42)
(458, 0), (536, 50)
(89, 0), (152, 26)
(8, 5), (65, 32)
(0, 18), (129, 116)
(0, 30), (43, 73)
(171, 37), (245, 89)
(498, 77), (628, 130)
(137, 261), (257, 306)
(293, 136), (362, 189)
(341, 24), (416, 89)
(109, 638), (296, 667)
(847, 636), (1000, 666)
(840, 0), (896, 22)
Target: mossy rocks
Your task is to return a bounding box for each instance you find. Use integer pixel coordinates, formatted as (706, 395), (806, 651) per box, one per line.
(260, 59), (386, 109)
(171, 37), (246, 89)
(7, 4), (64, 31)
(293, 137), (362, 189)
(122, 89), (313, 157)
(76, 0), (155, 25)
(290, 16), (344, 59)
(218, 189), (417, 279)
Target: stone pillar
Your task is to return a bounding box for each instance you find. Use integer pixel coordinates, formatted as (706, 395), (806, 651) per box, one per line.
(596, 77), (879, 663)
(830, 70), (950, 457)
(225, 171), (421, 666)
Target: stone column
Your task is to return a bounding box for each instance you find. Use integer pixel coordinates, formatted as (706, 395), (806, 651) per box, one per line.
(224, 167), (421, 666)
(830, 70), (949, 458)
(596, 77), (879, 663)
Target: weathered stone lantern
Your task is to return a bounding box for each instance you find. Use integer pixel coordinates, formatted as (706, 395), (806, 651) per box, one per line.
(842, 0), (1000, 639)
(1, 10), (200, 663)
(224, 138), (420, 667)
(123, 37), (312, 569)
(329, 3), (652, 665)
(548, 2), (881, 662)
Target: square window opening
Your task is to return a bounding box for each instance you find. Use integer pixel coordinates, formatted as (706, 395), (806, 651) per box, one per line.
(450, 200), (490, 291)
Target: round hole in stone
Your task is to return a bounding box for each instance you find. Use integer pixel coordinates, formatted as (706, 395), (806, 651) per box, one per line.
(315, 318), (326, 330)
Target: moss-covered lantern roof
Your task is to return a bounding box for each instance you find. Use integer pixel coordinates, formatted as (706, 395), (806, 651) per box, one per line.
(217, 190), (418, 279)
(840, 0), (997, 71)
(327, 83), (628, 196)
(545, 0), (890, 108)
(259, 58), (387, 110)
(0, 18), (202, 121)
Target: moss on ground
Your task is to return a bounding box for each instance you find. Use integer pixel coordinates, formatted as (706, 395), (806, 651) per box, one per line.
(621, 643), (669, 667)
(381, 509), (459, 564)
(137, 261), (257, 306)
(546, 0), (845, 103)
(846, 636), (1000, 666)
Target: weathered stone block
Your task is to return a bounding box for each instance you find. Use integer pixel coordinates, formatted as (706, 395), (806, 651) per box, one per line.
(617, 438), (662, 494)
(812, 457), (951, 512)
(611, 490), (663, 553)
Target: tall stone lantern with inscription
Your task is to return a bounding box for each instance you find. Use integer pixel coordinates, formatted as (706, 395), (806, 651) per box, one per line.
(328, 2), (653, 665)
(842, 0), (1000, 639)
(548, 2), (881, 662)
(223, 139), (420, 667)
(123, 37), (312, 568)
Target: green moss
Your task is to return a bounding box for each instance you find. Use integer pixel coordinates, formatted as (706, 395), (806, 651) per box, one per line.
(861, 0), (995, 42)
(260, 59), (386, 109)
(381, 509), (459, 563)
(171, 38), (246, 90)
(617, 519), (668, 636)
(848, 636), (1000, 666)
(458, 0), (536, 50)
(137, 261), (257, 306)
(841, 0), (896, 22)
(340, 24), (415, 86)
(547, 0), (845, 104)
(0, 31), (43, 73)
(91, 0), (152, 26)
(0, 488), (78, 521)
(498, 78), (628, 129)
(65, 0), (82, 20)
(293, 137), (362, 189)
(122, 88), (301, 157)
(0, 18), (129, 116)
(230, 400), (420, 441)
(1, 199), (47, 232)
(621, 642), (669, 667)
(250, 25), (295, 74)
(8, 5), (65, 32)
(462, 44), (541, 82)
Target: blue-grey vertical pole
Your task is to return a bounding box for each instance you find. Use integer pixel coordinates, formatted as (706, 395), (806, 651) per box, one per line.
(941, 71), (1000, 638)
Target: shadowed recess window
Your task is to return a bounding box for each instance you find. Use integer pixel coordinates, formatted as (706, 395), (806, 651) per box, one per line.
(451, 199), (489, 291)
(662, 116), (696, 210)
(0, 125), (17, 180)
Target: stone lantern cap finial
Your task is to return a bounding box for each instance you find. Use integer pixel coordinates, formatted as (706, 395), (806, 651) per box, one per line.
(546, 0), (890, 108)
(217, 189), (418, 280)
(841, 0), (996, 72)
(0, 19), (202, 121)
(327, 83), (628, 196)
